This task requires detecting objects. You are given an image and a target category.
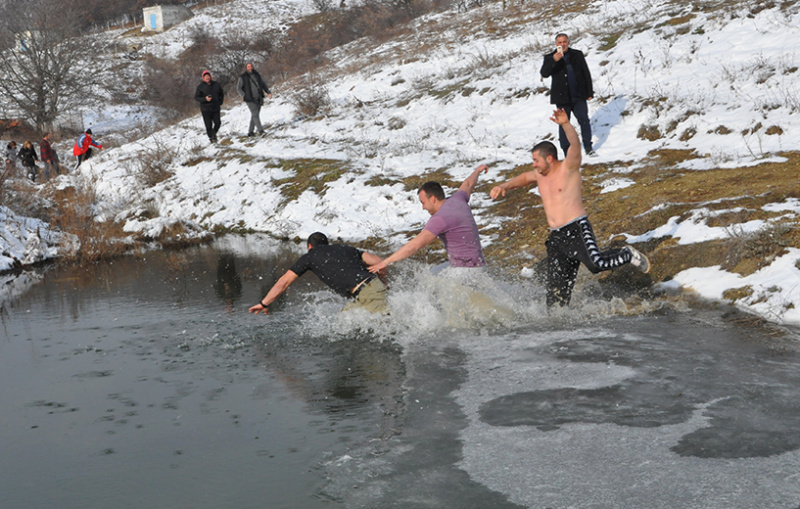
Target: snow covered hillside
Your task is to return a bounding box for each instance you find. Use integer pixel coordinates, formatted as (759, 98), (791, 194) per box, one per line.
(3, 0), (800, 324)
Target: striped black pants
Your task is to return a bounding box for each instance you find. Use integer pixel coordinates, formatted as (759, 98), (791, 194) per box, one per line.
(545, 216), (631, 307)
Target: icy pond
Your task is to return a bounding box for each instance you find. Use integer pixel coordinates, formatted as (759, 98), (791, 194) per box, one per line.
(1, 235), (799, 509)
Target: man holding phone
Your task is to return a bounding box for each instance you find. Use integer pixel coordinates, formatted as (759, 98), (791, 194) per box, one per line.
(540, 33), (596, 157)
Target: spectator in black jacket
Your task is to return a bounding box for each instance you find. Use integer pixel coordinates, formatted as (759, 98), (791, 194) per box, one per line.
(194, 70), (225, 143)
(18, 140), (39, 182)
(236, 63), (272, 137)
(540, 33), (596, 157)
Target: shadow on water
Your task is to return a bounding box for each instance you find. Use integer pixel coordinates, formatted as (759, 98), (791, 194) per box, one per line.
(2, 234), (800, 509)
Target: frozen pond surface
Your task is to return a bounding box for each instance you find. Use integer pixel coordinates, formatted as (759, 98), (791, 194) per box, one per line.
(1, 235), (799, 509)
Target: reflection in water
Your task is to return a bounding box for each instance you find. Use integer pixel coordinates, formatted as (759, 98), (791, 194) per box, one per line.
(214, 254), (242, 312)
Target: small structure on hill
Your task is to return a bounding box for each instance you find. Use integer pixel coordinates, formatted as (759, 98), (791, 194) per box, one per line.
(141, 5), (193, 32)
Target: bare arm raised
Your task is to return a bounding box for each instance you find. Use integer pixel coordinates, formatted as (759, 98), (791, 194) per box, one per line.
(551, 108), (582, 172)
(458, 164), (489, 196)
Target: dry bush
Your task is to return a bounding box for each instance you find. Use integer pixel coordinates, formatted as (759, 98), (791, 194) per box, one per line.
(127, 141), (175, 188)
(263, 0), (439, 81)
(0, 165), (13, 205)
(722, 222), (794, 274)
(291, 79), (331, 117)
(141, 56), (202, 120)
(50, 180), (128, 263)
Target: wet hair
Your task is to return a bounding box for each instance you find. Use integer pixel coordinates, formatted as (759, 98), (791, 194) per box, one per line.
(531, 141), (558, 160)
(418, 181), (445, 201)
(555, 33), (569, 41)
(307, 232), (329, 248)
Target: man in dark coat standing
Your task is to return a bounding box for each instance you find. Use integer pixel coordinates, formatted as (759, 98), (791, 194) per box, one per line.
(540, 33), (596, 157)
(194, 70), (225, 143)
(236, 62), (272, 137)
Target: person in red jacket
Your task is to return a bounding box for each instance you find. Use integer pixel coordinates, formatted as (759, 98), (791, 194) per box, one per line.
(73, 128), (102, 170)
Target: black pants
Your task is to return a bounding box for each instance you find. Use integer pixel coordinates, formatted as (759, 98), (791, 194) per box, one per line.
(201, 109), (221, 141)
(75, 148), (93, 169)
(556, 100), (593, 155)
(545, 216), (631, 307)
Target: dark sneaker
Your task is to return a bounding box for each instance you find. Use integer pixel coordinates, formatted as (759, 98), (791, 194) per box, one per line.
(626, 245), (650, 273)
(586, 150), (598, 157)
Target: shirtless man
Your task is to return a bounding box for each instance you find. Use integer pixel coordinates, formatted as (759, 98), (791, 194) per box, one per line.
(490, 109), (649, 307)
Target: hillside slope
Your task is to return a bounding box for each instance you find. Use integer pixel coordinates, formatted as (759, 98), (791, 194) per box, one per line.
(10, 0), (800, 323)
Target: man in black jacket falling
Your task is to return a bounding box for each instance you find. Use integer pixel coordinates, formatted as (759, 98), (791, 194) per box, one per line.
(540, 33), (596, 157)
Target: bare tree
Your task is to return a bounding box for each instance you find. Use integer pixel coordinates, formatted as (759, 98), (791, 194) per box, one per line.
(0, 0), (102, 132)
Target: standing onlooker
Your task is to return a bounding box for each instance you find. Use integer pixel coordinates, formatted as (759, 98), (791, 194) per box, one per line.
(19, 141), (39, 182)
(236, 62), (272, 137)
(4, 141), (19, 175)
(540, 33), (596, 157)
(73, 128), (103, 170)
(194, 70), (224, 143)
(40, 132), (57, 179)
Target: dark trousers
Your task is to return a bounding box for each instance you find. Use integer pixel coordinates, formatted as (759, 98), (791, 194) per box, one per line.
(74, 148), (93, 169)
(556, 100), (593, 156)
(545, 216), (631, 307)
(201, 110), (221, 141)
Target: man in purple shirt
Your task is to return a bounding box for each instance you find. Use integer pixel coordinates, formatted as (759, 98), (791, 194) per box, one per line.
(368, 164), (488, 273)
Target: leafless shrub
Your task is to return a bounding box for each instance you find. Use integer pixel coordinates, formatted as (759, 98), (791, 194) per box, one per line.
(50, 178), (128, 263)
(291, 79), (331, 117)
(128, 140), (175, 188)
(723, 222), (794, 273)
(140, 56), (200, 121)
(311, 0), (336, 12)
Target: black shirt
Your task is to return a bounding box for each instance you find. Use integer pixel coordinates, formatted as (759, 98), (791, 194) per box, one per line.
(289, 245), (371, 297)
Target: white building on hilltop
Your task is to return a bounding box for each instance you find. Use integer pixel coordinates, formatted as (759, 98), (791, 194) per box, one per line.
(141, 5), (193, 32)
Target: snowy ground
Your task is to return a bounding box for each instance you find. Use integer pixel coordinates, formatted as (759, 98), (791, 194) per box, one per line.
(2, 0), (800, 324)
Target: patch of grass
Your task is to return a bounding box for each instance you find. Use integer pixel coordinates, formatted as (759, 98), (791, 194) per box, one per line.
(428, 78), (471, 100)
(365, 175), (403, 187)
(723, 285), (754, 302)
(637, 125), (662, 141)
(680, 128), (697, 141)
(599, 31), (624, 51)
(646, 149), (697, 165)
(183, 156), (214, 167)
(400, 168), (461, 193)
(661, 13), (696, 26)
(272, 158), (350, 205)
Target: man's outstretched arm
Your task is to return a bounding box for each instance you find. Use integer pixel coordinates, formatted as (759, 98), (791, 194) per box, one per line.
(249, 270), (299, 315)
(368, 230), (437, 273)
(490, 171), (537, 200)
